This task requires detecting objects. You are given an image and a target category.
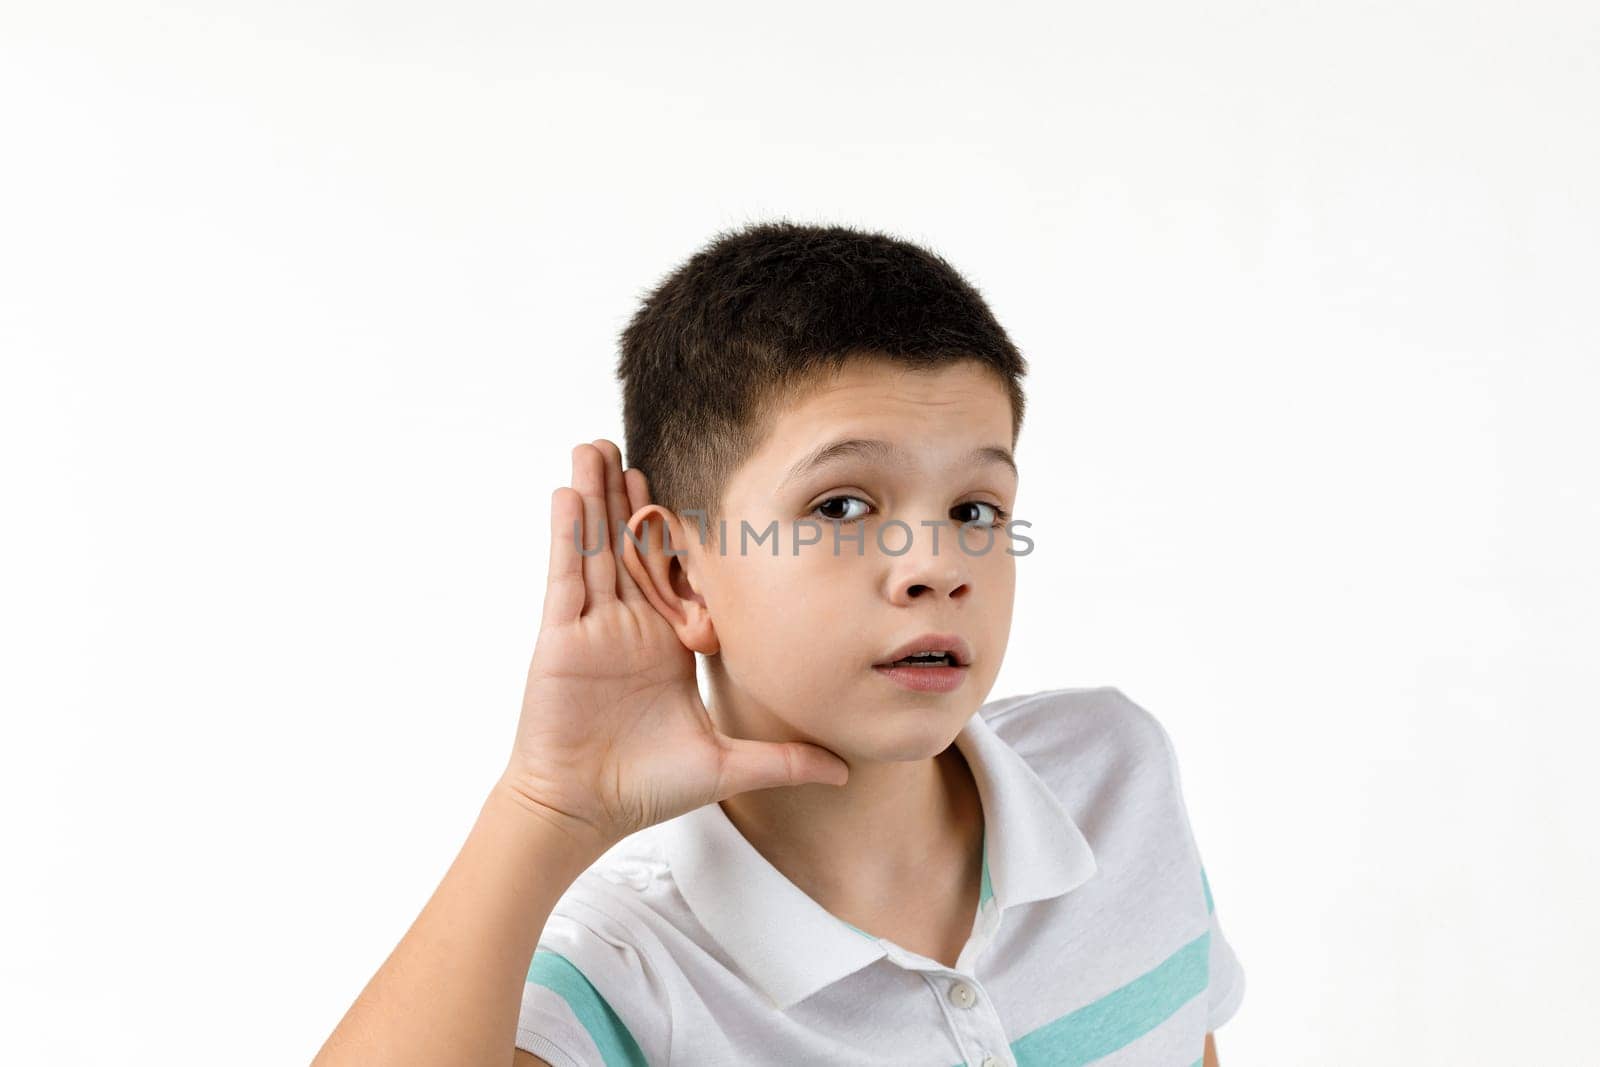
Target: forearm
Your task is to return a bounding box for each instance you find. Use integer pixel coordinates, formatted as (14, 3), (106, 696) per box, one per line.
(313, 782), (606, 1067)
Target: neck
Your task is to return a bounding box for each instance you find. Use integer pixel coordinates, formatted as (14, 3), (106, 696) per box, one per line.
(705, 680), (985, 921)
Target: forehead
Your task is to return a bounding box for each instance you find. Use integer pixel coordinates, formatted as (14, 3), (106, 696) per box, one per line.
(778, 358), (1011, 426)
(735, 358), (1016, 488)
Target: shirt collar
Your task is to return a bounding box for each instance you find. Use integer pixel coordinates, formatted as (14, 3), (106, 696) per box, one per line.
(656, 708), (1098, 1010)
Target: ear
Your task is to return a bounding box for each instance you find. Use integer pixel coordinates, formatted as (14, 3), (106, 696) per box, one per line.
(621, 504), (721, 656)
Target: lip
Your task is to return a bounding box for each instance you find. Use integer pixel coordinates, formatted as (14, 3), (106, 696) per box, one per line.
(872, 661), (969, 693)
(872, 632), (973, 669)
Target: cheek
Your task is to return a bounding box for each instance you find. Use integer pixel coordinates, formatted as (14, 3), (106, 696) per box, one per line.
(709, 552), (824, 649)
(993, 557), (1017, 604)
(710, 552), (875, 686)
(981, 558), (1017, 668)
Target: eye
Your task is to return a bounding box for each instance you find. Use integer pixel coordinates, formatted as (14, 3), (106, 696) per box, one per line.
(952, 501), (1010, 528)
(810, 495), (873, 522)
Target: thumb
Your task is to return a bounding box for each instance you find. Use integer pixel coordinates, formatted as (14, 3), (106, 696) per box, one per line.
(713, 736), (850, 798)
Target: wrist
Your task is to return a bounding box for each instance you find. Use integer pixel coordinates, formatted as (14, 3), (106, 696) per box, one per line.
(486, 775), (615, 872)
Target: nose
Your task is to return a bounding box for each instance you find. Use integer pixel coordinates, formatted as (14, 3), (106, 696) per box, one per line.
(884, 525), (973, 603)
(897, 572), (969, 602)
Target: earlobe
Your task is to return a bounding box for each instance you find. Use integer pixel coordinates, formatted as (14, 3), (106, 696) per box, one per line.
(623, 505), (721, 655)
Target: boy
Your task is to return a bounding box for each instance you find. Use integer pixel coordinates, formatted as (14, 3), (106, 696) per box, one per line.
(314, 221), (1245, 1066)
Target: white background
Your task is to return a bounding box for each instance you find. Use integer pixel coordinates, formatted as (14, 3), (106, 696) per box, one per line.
(4, 3), (1597, 1064)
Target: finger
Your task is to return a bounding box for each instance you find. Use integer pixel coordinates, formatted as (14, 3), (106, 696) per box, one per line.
(713, 737), (850, 799)
(592, 439), (630, 535)
(542, 486), (586, 629)
(572, 444), (617, 611)
(623, 466), (650, 516)
(592, 439), (643, 604)
(621, 468), (657, 582)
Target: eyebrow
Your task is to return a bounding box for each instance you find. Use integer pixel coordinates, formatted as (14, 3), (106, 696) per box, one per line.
(778, 437), (1018, 489)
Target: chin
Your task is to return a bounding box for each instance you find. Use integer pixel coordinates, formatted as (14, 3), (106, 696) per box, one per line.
(830, 707), (971, 764)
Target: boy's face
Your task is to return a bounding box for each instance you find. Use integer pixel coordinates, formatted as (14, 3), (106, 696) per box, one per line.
(683, 357), (1019, 763)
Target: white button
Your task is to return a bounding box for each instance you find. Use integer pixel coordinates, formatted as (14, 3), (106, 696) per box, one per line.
(947, 980), (977, 1009)
(980, 1057), (1001, 1067)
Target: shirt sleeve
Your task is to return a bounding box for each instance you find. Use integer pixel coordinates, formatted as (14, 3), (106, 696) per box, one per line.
(1142, 696), (1247, 1033)
(516, 974), (604, 1067)
(1201, 867), (1246, 1030)
(516, 908), (663, 1066)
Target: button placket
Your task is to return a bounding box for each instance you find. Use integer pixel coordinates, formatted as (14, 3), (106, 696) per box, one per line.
(929, 973), (1010, 1067)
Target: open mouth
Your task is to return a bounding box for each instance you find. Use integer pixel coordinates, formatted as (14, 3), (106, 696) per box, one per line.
(880, 652), (960, 668)
(871, 634), (971, 691)
(871, 654), (969, 692)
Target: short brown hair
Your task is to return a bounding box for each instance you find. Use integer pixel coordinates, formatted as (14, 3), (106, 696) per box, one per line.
(617, 219), (1028, 521)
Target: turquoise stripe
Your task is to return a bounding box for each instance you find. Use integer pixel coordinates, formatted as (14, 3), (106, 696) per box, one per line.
(1201, 867), (1214, 915)
(981, 931), (1211, 1067)
(979, 828), (994, 907)
(525, 949), (648, 1067)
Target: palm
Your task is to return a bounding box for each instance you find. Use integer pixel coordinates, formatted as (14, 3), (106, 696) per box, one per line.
(502, 441), (847, 850)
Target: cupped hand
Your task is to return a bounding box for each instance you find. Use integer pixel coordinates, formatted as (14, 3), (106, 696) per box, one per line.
(499, 440), (849, 853)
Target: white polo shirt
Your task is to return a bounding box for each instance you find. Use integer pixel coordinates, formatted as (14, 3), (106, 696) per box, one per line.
(516, 686), (1246, 1066)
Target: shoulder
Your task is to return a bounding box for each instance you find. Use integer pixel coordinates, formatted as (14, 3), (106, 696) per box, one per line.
(519, 842), (679, 1065)
(979, 686), (1196, 848)
(540, 833), (681, 982)
(979, 684), (1176, 774)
